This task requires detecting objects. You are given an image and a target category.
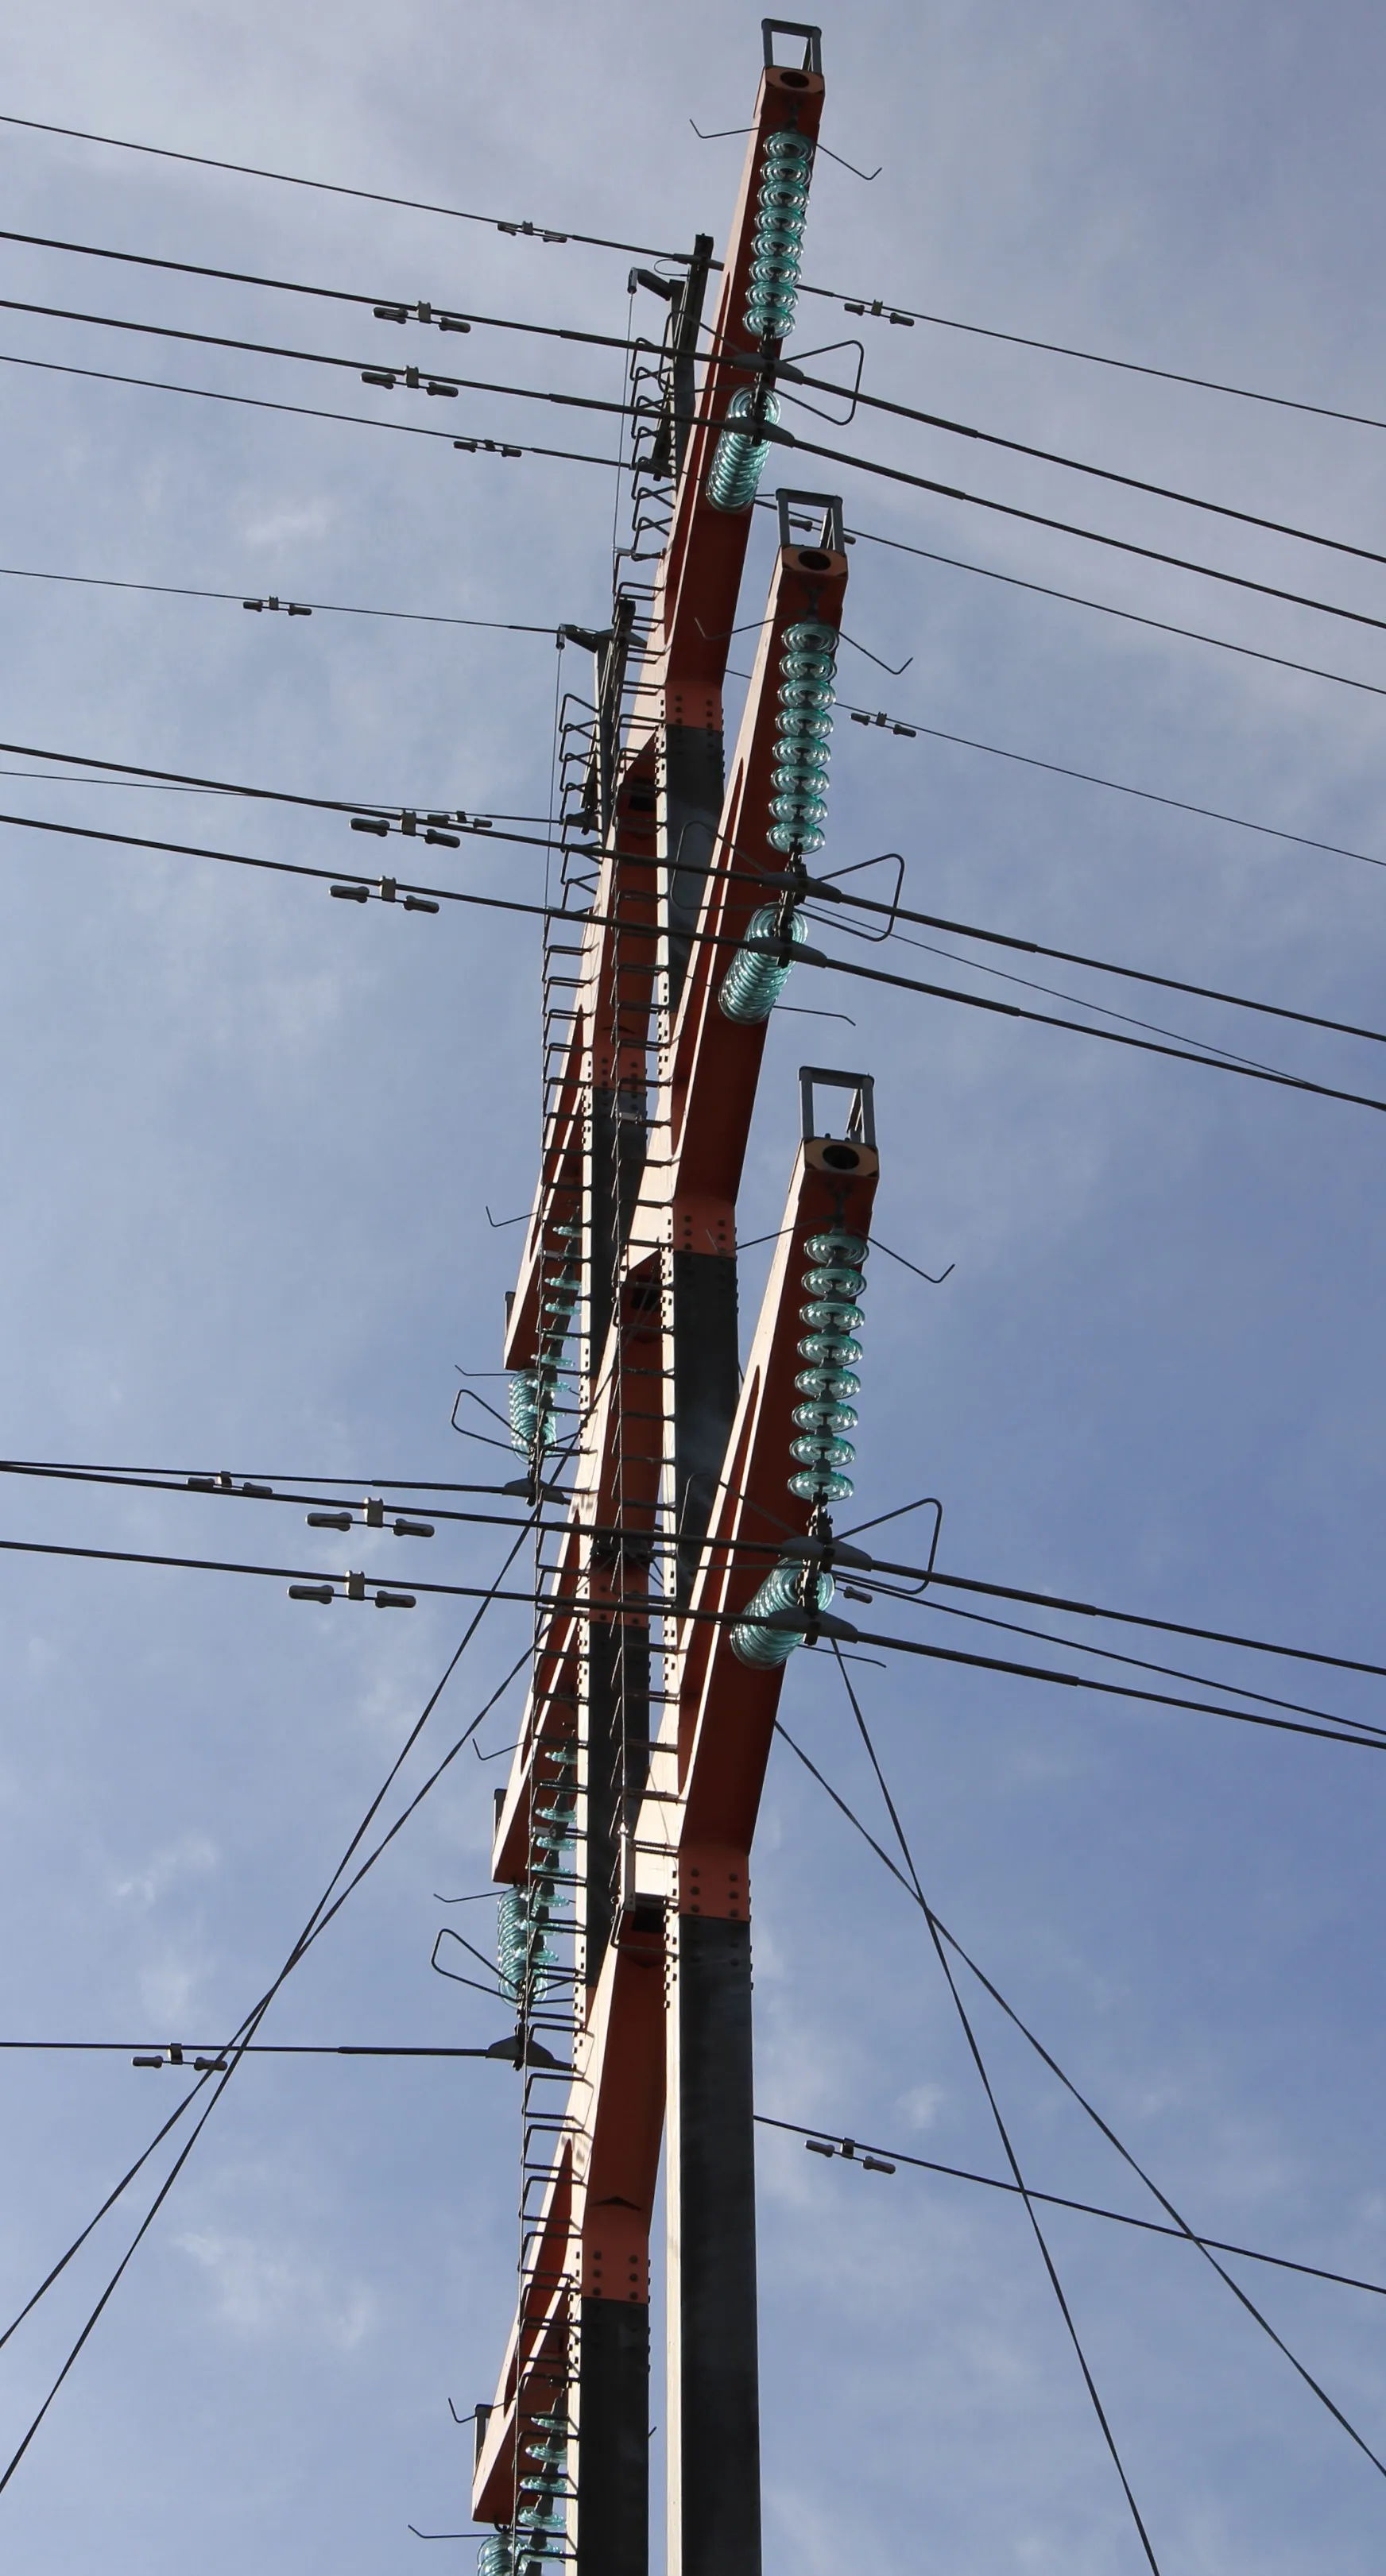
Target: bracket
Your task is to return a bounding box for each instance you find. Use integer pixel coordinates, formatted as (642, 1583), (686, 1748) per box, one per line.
(798, 1064), (877, 1148)
(775, 487), (845, 555)
(762, 17), (823, 73)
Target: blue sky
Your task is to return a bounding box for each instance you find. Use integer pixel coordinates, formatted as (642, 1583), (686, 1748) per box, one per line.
(0, 2), (1384, 2568)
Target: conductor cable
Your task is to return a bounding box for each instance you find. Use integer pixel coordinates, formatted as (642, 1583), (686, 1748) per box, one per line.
(0, 1522), (532, 2467)
(0, 109), (691, 263)
(4, 806), (1386, 1120)
(0, 344), (614, 470)
(819, 1653), (1386, 2491)
(6, 107), (1380, 435)
(837, 519), (1386, 708)
(824, 1643), (1165, 2574)
(3, 266), (1377, 581)
(5, 325), (1386, 641)
(758, 355), (1386, 573)
(7, 1452), (1386, 1684)
(1, 1531), (1381, 1750)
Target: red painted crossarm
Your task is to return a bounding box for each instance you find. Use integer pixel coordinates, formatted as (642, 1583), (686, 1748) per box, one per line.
(645, 63), (827, 698)
(640, 1130), (879, 1896)
(472, 1910), (667, 2526)
(656, 532), (848, 1244)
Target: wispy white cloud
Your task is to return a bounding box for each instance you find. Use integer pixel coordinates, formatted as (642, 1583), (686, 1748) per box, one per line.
(114, 1828), (219, 1909)
(175, 2226), (377, 2350)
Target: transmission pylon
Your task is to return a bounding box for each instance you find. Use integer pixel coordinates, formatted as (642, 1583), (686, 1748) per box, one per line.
(469, 27), (881, 2576)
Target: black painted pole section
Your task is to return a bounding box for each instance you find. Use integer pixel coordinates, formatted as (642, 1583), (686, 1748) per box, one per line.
(671, 1247), (740, 1603)
(660, 720), (725, 1014)
(667, 1912), (762, 2576)
(578, 2300), (652, 2574)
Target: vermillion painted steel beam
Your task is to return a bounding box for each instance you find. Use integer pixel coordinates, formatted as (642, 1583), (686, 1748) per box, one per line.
(656, 526), (847, 1243)
(657, 1129), (877, 1870)
(647, 519), (846, 1630)
(641, 63), (826, 702)
(642, 59), (825, 1058)
(471, 1902), (667, 2536)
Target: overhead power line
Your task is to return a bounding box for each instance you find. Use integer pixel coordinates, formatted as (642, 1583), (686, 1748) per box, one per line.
(837, 1603), (1386, 1747)
(0, 727), (495, 827)
(0, 1455), (1359, 1732)
(839, 697), (1386, 876)
(819, 1658), (1386, 2497)
(0, 222), (639, 355)
(755, 2114), (1386, 2301)
(799, 279), (1386, 437)
(765, 422), (1386, 639)
(838, 520), (1386, 706)
(0, 1527), (1381, 1750)
(6, 323), (1386, 644)
(0, 287), (641, 418)
(0, 345), (614, 470)
(7, 107), (1377, 439)
(0, 768), (1350, 1073)
(2, 261), (1380, 585)
(906, 1591), (1368, 1734)
(765, 356), (1386, 574)
(0, 555), (564, 635)
(8, 286), (1385, 589)
(7, 1452), (1386, 1704)
(0, 1622), (534, 2379)
(0, 1537), (532, 2481)
(796, 939), (1386, 1116)
(811, 879), (1386, 1043)
(12, 724), (1386, 1049)
(0, 2038), (520, 2057)
(6, 802), (1386, 1116)
(904, 1565), (1386, 1685)
(2, 524), (1381, 715)
(0, 110), (691, 263)
(6, 2031), (1380, 2302)
(819, 1655), (1164, 2570)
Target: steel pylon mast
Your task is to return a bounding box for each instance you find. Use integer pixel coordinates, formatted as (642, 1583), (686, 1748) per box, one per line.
(470, 25), (881, 2576)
